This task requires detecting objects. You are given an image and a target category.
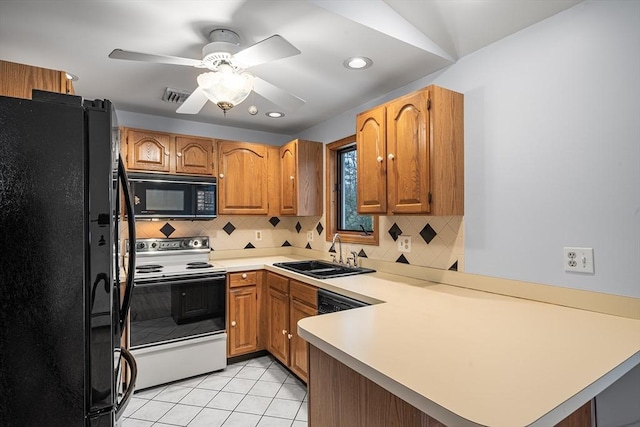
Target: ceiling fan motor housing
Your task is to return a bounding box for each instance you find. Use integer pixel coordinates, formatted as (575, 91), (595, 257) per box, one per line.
(201, 29), (241, 69)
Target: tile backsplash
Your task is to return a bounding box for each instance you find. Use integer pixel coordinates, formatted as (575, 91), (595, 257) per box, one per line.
(133, 214), (464, 271)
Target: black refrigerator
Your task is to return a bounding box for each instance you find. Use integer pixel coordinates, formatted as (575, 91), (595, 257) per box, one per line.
(0, 91), (137, 426)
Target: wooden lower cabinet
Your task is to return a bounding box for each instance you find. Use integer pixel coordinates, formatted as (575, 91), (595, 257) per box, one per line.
(308, 345), (593, 427)
(266, 272), (317, 382)
(227, 271), (262, 357)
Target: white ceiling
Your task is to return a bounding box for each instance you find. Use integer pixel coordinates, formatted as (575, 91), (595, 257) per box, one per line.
(0, 0), (583, 135)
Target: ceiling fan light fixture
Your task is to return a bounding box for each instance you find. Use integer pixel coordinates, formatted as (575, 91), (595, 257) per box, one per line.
(344, 56), (372, 70)
(197, 64), (254, 113)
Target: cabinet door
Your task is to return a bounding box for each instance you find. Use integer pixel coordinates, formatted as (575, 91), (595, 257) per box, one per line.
(126, 129), (172, 172)
(280, 140), (297, 215)
(386, 90), (430, 214)
(228, 286), (258, 357)
(218, 141), (269, 214)
(267, 286), (290, 365)
(356, 105), (387, 214)
(0, 60), (74, 99)
(175, 136), (214, 176)
(289, 299), (317, 382)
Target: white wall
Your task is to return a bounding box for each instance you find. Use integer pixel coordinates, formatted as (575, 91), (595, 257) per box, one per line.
(116, 110), (289, 146)
(301, 0), (640, 299)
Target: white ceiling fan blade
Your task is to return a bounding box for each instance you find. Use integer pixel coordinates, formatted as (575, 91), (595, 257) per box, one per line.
(109, 49), (203, 67)
(253, 77), (305, 110)
(176, 87), (209, 114)
(308, 0), (455, 62)
(232, 35), (301, 68)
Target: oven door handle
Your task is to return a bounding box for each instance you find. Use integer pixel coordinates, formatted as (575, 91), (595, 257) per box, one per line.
(134, 275), (227, 287)
(118, 155), (136, 332)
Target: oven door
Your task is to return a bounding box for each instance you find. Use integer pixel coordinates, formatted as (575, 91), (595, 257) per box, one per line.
(129, 273), (226, 349)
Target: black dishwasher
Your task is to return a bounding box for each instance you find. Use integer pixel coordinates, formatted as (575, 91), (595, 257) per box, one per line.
(317, 288), (370, 314)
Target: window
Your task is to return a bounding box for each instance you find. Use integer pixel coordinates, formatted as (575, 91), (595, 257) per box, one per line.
(325, 135), (379, 245)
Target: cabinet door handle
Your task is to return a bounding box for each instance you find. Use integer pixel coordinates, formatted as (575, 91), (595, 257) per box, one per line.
(388, 153), (395, 160)
(165, 150), (170, 156)
(290, 175), (294, 180)
(282, 329), (287, 335)
(287, 334), (292, 339)
(219, 173), (224, 178)
(376, 156), (384, 163)
(176, 152), (182, 157)
(241, 273), (247, 279)
(231, 321), (237, 327)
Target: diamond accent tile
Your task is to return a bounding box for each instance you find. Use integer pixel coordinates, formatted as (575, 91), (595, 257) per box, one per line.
(396, 254), (409, 264)
(159, 222), (175, 238)
(388, 223), (402, 241)
(449, 261), (458, 271)
(269, 217), (281, 227)
(282, 240), (292, 247)
(295, 221), (302, 233)
(223, 222), (236, 235)
(316, 222), (324, 235)
(328, 243), (336, 253)
(357, 249), (368, 258)
(244, 243), (255, 249)
(420, 224), (437, 244)
(305, 243), (312, 249)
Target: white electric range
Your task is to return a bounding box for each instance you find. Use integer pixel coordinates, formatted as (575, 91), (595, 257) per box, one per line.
(126, 236), (227, 390)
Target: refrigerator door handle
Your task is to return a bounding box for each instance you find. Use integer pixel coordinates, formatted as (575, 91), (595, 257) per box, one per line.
(118, 155), (136, 331)
(115, 347), (137, 420)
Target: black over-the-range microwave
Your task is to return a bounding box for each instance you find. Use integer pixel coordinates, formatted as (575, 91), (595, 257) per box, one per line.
(128, 173), (217, 220)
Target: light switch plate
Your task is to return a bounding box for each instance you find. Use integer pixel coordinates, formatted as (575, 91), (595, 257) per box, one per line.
(255, 230), (263, 241)
(564, 247), (594, 273)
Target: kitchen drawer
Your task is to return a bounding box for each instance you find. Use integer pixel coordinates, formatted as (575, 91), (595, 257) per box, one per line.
(267, 271), (289, 294)
(229, 271), (258, 288)
(290, 280), (317, 309)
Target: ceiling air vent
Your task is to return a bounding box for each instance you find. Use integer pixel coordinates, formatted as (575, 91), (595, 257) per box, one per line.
(162, 87), (191, 104)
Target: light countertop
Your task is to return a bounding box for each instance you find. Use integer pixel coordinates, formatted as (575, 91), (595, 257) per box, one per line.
(212, 253), (640, 427)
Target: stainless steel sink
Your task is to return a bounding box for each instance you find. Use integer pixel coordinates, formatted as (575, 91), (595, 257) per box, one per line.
(273, 260), (375, 279)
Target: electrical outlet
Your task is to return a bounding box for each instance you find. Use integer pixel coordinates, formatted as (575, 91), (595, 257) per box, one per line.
(564, 247), (594, 273)
(398, 235), (412, 253)
(307, 231), (314, 242)
(255, 230), (262, 241)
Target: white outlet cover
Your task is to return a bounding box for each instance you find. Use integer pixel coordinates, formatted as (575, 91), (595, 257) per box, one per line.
(307, 231), (314, 241)
(398, 235), (412, 253)
(564, 247), (594, 273)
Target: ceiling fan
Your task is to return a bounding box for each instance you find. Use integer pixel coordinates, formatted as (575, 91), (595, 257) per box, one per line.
(108, 29), (305, 115)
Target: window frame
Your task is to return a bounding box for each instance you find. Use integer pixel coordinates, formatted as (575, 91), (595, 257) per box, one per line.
(325, 135), (379, 245)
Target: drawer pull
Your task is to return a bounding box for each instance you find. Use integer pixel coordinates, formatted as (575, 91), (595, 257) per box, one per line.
(231, 321), (237, 327)
(242, 273), (247, 279)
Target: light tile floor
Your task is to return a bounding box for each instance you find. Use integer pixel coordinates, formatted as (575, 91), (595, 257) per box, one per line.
(121, 354), (308, 427)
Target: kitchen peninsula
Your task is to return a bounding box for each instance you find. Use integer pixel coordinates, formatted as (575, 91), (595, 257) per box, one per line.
(211, 251), (640, 427)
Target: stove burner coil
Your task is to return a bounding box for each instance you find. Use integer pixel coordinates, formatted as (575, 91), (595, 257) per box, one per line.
(186, 262), (213, 269)
(136, 264), (163, 270)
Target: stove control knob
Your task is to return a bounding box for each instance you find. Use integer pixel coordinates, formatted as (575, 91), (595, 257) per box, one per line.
(202, 239), (208, 247)
(136, 242), (145, 250)
(193, 240), (200, 247)
(151, 242), (157, 249)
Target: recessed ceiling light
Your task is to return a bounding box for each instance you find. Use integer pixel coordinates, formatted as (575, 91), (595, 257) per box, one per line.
(266, 111), (284, 118)
(344, 56), (373, 70)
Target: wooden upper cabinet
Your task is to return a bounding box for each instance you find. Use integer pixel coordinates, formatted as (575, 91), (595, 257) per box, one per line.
(1, 60), (75, 99)
(356, 85), (464, 216)
(218, 140), (269, 215)
(279, 139), (323, 216)
(176, 136), (216, 176)
(356, 105), (387, 214)
(126, 129), (172, 173)
(386, 90), (430, 214)
(122, 127), (216, 176)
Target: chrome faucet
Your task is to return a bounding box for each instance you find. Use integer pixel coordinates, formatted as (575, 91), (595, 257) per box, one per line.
(332, 233), (343, 264)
